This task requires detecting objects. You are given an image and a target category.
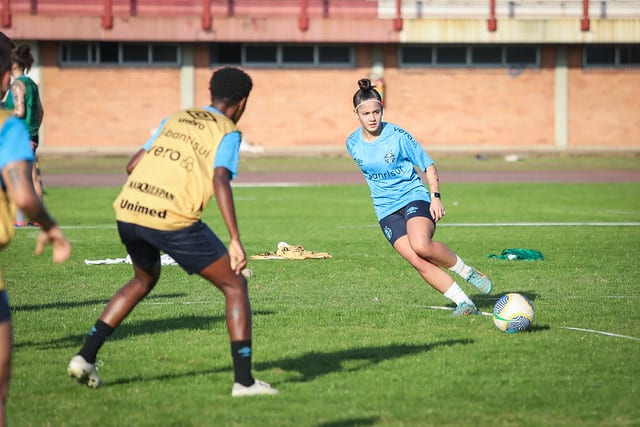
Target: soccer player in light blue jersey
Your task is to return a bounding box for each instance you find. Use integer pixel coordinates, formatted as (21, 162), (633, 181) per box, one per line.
(346, 78), (493, 316)
(0, 34), (71, 426)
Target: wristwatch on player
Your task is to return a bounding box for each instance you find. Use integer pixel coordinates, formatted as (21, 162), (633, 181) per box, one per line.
(432, 192), (441, 199)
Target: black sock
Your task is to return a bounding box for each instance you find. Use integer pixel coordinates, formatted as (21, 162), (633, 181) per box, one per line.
(78, 320), (113, 363)
(231, 340), (254, 387)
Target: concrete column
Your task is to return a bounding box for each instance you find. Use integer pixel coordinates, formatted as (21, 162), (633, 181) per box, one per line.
(180, 44), (194, 109)
(554, 46), (568, 149)
(24, 41), (44, 145)
(26, 41), (42, 84)
(370, 45), (384, 80)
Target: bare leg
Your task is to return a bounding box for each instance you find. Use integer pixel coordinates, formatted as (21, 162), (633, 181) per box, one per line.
(405, 216), (458, 268)
(100, 262), (160, 328)
(0, 320), (12, 427)
(393, 235), (455, 294)
(68, 262), (160, 387)
(31, 163), (43, 200)
(198, 253), (251, 341)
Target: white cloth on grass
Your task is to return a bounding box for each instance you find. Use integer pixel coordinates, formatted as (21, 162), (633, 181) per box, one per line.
(84, 254), (178, 266)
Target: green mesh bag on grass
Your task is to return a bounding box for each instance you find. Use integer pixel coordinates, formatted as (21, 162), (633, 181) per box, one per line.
(488, 248), (544, 261)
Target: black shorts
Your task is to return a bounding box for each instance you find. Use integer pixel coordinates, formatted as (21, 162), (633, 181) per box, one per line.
(117, 220), (227, 275)
(378, 200), (435, 245)
(0, 290), (10, 323)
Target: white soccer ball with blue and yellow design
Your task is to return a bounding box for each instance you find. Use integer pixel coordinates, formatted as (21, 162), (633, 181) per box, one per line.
(493, 293), (534, 333)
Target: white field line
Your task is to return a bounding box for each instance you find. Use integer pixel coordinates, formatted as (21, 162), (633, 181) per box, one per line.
(13, 222), (640, 232)
(420, 305), (492, 317)
(338, 222), (640, 229)
(418, 305), (640, 342)
(442, 222), (640, 227)
(559, 327), (640, 342)
(234, 182), (313, 187)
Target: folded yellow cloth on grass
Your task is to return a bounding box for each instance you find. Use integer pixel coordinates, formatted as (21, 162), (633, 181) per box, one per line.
(250, 242), (332, 260)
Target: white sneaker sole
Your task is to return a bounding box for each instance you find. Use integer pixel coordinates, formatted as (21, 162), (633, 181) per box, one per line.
(231, 379), (279, 397)
(67, 355), (102, 389)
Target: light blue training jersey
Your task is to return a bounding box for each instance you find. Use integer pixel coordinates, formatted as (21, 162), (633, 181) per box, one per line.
(346, 122), (434, 221)
(142, 105), (242, 179)
(0, 115), (34, 187)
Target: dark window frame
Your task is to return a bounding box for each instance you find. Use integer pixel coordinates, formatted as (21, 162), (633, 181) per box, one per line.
(584, 44), (640, 68)
(210, 43), (354, 68)
(59, 42), (181, 67)
(399, 44), (539, 68)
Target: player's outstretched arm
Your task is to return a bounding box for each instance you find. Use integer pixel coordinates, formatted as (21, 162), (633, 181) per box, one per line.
(1, 159), (71, 263)
(33, 226), (71, 264)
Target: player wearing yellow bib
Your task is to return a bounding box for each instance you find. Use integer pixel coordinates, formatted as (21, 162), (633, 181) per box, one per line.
(68, 67), (278, 397)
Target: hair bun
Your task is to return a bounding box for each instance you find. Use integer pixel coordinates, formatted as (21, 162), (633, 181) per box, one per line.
(357, 78), (373, 91)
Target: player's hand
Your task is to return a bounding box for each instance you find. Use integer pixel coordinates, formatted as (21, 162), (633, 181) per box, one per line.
(228, 238), (247, 275)
(34, 226), (71, 264)
(430, 198), (446, 222)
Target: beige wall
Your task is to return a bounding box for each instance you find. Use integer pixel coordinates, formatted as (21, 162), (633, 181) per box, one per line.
(38, 43), (640, 152)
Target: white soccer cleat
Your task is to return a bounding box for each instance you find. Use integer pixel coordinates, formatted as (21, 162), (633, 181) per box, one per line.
(231, 379), (279, 397)
(465, 268), (493, 295)
(67, 355), (102, 388)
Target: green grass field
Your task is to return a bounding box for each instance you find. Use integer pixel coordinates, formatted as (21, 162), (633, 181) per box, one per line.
(3, 180), (640, 426)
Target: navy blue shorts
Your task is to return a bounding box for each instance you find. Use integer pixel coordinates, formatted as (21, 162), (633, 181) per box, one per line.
(0, 290), (10, 323)
(117, 221), (227, 275)
(378, 200), (435, 245)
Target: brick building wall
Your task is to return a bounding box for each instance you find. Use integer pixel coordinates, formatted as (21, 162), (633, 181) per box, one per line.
(36, 43), (640, 152)
(41, 42), (181, 151)
(569, 53), (640, 148)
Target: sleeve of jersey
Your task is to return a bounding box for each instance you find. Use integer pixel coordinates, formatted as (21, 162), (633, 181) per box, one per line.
(142, 117), (167, 151)
(214, 131), (241, 179)
(0, 118), (34, 170)
(345, 135), (355, 156)
(403, 132), (433, 171)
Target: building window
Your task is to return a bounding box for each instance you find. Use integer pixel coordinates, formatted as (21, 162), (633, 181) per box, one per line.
(585, 44), (640, 67)
(400, 46), (433, 65)
(152, 44), (179, 63)
(437, 46), (467, 65)
(318, 45), (351, 64)
(122, 44), (148, 63)
(211, 43), (242, 64)
(210, 43), (353, 68)
(244, 45), (278, 65)
(99, 43), (118, 63)
(399, 45), (539, 68)
(60, 42), (180, 66)
(282, 45), (314, 65)
(472, 46), (503, 64)
(506, 46), (538, 66)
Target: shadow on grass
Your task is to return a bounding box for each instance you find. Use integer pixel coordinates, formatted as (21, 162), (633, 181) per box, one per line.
(254, 340), (472, 383)
(316, 417), (379, 427)
(106, 339), (472, 387)
(14, 310), (275, 350)
(12, 292), (189, 312)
